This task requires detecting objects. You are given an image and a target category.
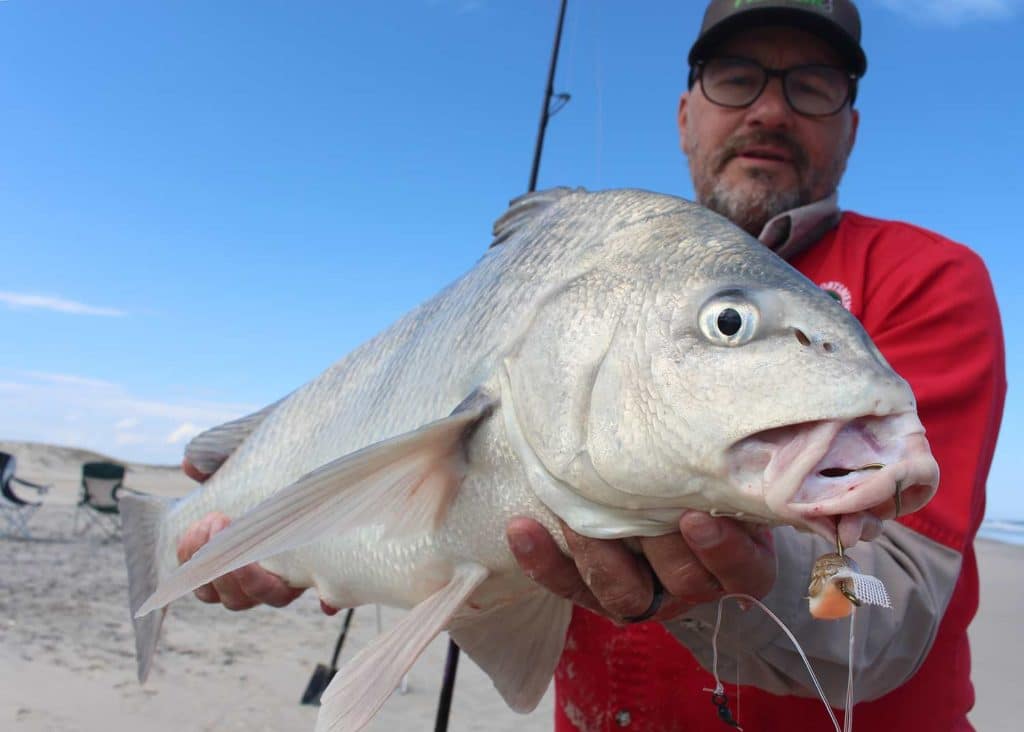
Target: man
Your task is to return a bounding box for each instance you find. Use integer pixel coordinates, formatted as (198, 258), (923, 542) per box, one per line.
(180, 2), (1006, 729)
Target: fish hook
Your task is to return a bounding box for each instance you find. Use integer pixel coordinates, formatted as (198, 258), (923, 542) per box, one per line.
(831, 529), (862, 606)
(834, 462), (889, 558)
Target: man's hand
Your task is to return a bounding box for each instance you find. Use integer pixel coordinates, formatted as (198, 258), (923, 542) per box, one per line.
(506, 511), (776, 623)
(176, 512), (310, 611)
(178, 457), (337, 615)
(181, 458), (213, 484)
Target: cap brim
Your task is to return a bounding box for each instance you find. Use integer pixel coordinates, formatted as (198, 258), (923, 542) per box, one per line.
(688, 8), (867, 77)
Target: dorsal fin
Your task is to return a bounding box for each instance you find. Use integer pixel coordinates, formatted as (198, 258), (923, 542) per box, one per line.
(489, 187), (583, 248)
(184, 397), (285, 476)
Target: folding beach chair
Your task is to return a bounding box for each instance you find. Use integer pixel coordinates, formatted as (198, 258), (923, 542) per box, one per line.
(0, 451), (50, 539)
(75, 461), (124, 539)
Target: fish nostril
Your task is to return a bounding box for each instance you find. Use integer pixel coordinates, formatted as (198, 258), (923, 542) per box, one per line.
(794, 329), (811, 347)
(822, 342), (835, 354)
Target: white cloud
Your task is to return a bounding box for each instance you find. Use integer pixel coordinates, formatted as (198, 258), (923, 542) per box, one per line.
(874, 0), (1017, 24)
(119, 397), (255, 424)
(166, 422), (203, 445)
(28, 371), (119, 389)
(0, 291), (126, 317)
(0, 369), (258, 464)
(115, 417), (140, 430)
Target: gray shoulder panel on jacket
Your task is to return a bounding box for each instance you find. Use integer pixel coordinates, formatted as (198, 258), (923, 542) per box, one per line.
(663, 521), (963, 706)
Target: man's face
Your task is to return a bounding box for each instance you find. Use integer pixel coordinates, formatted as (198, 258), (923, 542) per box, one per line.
(678, 25), (859, 236)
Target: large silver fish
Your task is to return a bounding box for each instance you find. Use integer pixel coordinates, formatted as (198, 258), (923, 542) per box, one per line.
(123, 188), (939, 731)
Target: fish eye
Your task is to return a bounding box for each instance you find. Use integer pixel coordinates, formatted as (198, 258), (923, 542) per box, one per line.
(699, 294), (759, 346)
(717, 308), (742, 336)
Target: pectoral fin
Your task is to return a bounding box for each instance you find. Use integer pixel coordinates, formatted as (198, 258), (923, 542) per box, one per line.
(449, 590), (573, 712)
(316, 562), (490, 732)
(137, 392), (496, 617)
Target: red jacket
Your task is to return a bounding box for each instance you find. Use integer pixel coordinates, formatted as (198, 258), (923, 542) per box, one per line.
(553, 212), (1007, 731)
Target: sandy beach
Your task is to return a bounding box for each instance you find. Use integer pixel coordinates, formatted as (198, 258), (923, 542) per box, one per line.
(1, 440), (1018, 731)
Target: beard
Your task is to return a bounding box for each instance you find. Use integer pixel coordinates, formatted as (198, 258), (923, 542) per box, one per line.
(703, 174), (805, 237)
(691, 130), (847, 237)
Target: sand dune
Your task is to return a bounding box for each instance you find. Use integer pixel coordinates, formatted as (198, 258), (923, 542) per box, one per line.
(0, 441), (1017, 730)
(0, 440), (192, 504)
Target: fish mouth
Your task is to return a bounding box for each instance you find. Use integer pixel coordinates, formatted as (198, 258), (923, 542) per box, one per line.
(727, 414), (939, 543)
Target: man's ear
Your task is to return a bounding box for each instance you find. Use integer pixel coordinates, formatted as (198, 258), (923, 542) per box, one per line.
(847, 108), (860, 157)
(677, 91), (690, 155)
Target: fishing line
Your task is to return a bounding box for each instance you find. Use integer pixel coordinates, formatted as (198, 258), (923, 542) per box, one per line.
(564, 0), (580, 94)
(707, 593), (844, 732)
(844, 607), (856, 732)
(591, 0), (604, 187)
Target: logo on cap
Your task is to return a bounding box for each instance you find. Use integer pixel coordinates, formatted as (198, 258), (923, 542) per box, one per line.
(734, 0), (835, 12)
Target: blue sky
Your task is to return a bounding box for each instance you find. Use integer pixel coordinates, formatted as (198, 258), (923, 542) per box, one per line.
(1, 1), (1021, 518)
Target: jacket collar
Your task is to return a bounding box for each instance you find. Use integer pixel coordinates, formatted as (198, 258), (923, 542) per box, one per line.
(757, 193), (841, 261)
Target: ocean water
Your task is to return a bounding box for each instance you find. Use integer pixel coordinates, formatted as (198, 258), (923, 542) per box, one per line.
(977, 519), (1024, 546)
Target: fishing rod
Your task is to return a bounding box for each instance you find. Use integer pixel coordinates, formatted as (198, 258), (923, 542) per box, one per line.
(528, 0), (572, 194)
(434, 1), (571, 729)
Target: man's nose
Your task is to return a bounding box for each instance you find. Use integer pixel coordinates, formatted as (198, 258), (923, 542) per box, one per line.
(745, 78), (792, 128)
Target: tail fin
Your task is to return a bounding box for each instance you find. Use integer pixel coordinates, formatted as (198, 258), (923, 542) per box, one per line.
(120, 492), (174, 683)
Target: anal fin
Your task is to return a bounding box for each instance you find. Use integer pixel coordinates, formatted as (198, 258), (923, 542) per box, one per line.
(316, 562), (490, 732)
(450, 589), (572, 712)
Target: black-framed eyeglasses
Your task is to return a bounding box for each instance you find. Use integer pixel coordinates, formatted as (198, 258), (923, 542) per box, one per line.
(691, 56), (858, 117)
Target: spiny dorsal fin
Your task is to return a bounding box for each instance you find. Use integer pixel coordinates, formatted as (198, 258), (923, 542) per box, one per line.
(489, 187), (584, 248)
(184, 397), (286, 476)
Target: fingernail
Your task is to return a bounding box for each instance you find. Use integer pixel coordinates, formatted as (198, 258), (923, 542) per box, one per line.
(508, 530), (534, 556)
(681, 513), (723, 548)
(209, 515), (228, 535)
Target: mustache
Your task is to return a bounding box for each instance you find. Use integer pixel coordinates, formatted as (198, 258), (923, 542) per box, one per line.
(715, 131), (809, 173)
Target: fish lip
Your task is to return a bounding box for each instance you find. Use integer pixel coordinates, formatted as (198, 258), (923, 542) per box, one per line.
(792, 447), (939, 519)
(728, 414), (939, 535)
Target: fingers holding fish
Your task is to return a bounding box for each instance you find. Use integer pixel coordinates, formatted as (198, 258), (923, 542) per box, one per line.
(176, 512), (304, 611)
(676, 512), (776, 599)
(638, 531), (723, 607)
(226, 562), (305, 609)
(508, 517), (706, 624)
(176, 513), (223, 604)
(836, 510), (884, 548)
(507, 516), (605, 615)
(507, 516), (681, 622)
(181, 457), (212, 483)
(561, 522), (685, 623)
(860, 513), (883, 541)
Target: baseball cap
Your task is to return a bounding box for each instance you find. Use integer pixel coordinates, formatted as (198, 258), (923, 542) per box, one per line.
(689, 0), (867, 77)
